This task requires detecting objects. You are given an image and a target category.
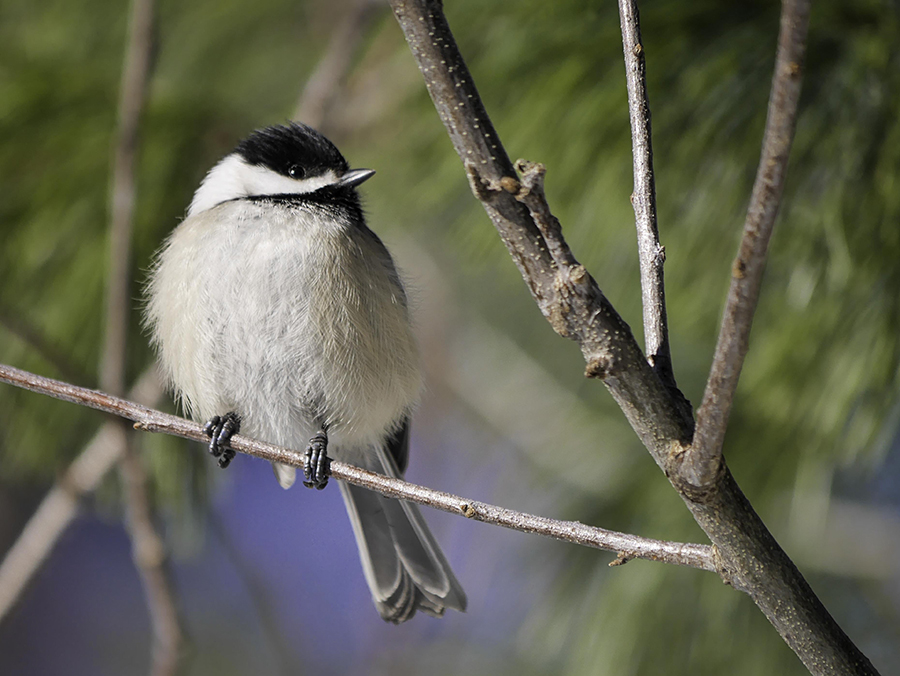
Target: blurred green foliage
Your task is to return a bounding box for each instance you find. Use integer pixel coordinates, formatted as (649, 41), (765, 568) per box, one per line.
(1, 0), (898, 673)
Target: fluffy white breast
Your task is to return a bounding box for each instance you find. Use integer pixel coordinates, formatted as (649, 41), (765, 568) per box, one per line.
(188, 154), (340, 216)
(146, 199), (422, 458)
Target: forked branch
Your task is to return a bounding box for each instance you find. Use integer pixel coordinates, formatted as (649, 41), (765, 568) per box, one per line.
(387, 1), (878, 673)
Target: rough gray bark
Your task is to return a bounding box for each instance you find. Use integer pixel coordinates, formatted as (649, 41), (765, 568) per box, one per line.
(387, 0), (878, 673)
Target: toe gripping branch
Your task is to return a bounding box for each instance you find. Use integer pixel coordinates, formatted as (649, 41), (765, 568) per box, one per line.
(303, 430), (331, 490)
(203, 412), (240, 469)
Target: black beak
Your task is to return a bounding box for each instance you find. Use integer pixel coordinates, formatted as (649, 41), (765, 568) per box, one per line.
(338, 168), (376, 188)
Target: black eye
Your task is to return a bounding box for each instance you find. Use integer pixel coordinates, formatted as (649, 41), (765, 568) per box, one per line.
(288, 164), (306, 179)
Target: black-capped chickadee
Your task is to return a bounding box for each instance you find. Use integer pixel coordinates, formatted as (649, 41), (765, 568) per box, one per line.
(145, 123), (466, 622)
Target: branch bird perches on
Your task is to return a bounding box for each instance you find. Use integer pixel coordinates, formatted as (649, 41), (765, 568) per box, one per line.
(0, 363), (716, 572)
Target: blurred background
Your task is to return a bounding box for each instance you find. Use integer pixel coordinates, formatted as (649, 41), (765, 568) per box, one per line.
(1, 0), (899, 673)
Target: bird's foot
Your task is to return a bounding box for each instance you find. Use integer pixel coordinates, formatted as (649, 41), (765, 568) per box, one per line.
(202, 412), (240, 469)
(303, 430), (331, 490)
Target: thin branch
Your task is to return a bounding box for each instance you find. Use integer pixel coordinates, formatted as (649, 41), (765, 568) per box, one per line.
(293, 0), (386, 131)
(688, 0), (811, 489)
(0, 369), (163, 623)
(0, 363), (715, 573)
(387, 1), (879, 674)
(617, 0), (674, 389)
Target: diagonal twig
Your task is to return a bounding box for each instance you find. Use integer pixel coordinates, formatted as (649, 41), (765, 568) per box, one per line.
(687, 0), (812, 489)
(115, 430), (185, 676)
(0, 363), (716, 573)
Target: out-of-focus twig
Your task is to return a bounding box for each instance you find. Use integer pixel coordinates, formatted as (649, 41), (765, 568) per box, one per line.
(688, 0), (811, 489)
(117, 430), (184, 676)
(101, 0), (155, 397)
(293, 0), (386, 131)
(102, 0), (185, 673)
(0, 369), (163, 623)
(0, 363), (717, 572)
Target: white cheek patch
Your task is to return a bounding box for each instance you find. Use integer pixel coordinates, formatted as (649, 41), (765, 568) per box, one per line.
(188, 155), (340, 216)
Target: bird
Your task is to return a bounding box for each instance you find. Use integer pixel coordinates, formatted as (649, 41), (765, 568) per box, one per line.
(144, 122), (466, 623)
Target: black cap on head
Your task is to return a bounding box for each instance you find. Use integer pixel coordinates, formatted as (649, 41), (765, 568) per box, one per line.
(234, 123), (349, 180)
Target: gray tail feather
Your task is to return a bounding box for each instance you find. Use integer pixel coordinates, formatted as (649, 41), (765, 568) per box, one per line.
(338, 446), (467, 623)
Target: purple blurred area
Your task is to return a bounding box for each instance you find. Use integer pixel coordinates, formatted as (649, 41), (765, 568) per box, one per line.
(0, 402), (553, 675)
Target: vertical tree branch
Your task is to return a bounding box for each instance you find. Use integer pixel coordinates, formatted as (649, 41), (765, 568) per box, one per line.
(686, 0), (811, 488)
(617, 0), (675, 390)
(388, 0), (688, 452)
(101, 0), (185, 673)
(388, 0), (560, 313)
